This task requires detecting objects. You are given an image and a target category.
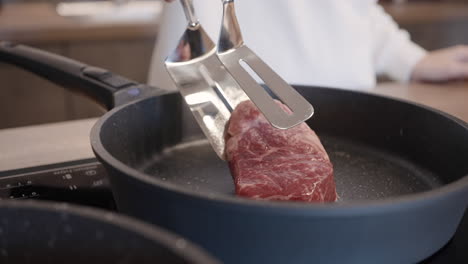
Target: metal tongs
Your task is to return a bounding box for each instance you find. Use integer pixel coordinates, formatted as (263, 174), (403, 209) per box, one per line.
(165, 0), (314, 159)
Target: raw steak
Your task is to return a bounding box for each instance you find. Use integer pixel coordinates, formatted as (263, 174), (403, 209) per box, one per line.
(225, 100), (337, 202)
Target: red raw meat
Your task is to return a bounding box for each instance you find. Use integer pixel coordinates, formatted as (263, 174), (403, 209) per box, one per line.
(225, 100), (337, 202)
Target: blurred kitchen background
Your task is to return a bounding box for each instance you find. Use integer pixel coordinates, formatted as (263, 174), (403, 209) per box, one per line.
(1, 0), (467, 129)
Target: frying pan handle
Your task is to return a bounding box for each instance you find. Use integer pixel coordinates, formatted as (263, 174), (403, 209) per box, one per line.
(0, 41), (159, 109)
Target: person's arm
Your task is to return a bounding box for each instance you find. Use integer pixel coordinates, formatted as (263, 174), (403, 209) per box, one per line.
(369, 4), (427, 82)
(370, 4), (468, 83)
(410, 45), (468, 82)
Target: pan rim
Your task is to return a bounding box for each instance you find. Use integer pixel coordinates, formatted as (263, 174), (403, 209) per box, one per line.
(90, 87), (468, 216)
(0, 199), (220, 263)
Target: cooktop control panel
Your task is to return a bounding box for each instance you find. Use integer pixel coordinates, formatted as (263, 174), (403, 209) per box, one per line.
(0, 159), (114, 209)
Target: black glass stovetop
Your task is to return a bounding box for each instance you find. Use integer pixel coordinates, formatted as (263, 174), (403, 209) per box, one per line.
(0, 159), (466, 264)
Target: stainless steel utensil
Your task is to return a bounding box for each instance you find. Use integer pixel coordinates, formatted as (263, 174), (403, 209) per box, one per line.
(165, 0), (315, 159)
(165, 0), (248, 159)
(217, 0), (314, 129)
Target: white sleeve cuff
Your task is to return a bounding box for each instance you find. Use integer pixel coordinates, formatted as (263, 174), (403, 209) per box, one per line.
(376, 31), (427, 82)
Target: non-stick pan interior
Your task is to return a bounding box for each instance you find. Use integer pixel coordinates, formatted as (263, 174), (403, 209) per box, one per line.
(140, 135), (442, 201)
(98, 86), (468, 201)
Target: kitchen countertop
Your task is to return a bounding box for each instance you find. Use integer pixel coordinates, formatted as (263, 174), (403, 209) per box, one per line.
(0, 118), (98, 171)
(383, 2), (468, 25)
(371, 81), (468, 122)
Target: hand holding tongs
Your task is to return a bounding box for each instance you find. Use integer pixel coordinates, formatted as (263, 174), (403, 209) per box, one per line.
(165, 0), (314, 159)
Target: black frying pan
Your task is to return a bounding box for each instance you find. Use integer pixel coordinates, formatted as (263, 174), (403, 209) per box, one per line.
(1, 42), (467, 264)
(0, 200), (219, 263)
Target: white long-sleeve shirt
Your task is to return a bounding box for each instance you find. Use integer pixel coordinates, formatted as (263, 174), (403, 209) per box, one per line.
(148, 0), (427, 91)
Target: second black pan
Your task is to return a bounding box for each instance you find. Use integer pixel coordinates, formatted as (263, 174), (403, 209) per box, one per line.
(0, 200), (219, 264)
(1, 42), (467, 264)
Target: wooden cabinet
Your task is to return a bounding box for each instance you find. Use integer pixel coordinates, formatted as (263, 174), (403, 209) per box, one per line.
(0, 44), (69, 128)
(0, 40), (156, 129)
(383, 2), (468, 50)
(0, 3), (159, 129)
